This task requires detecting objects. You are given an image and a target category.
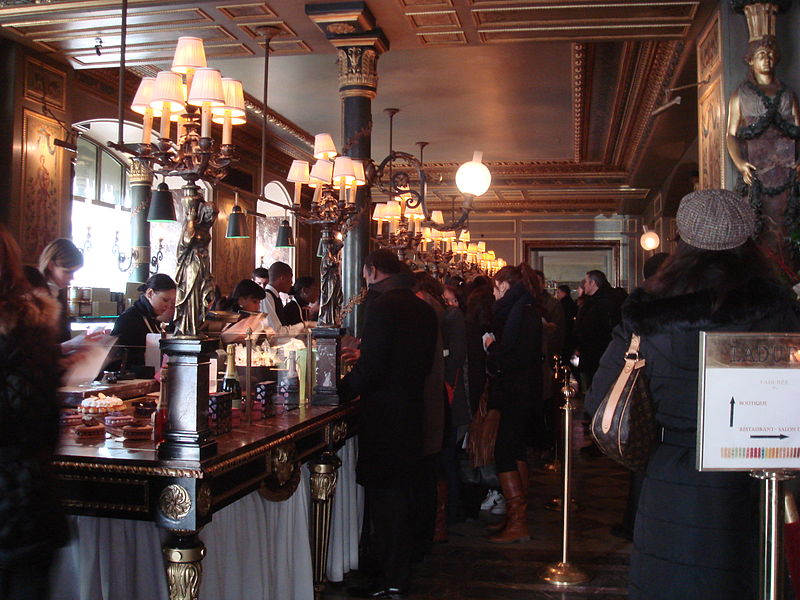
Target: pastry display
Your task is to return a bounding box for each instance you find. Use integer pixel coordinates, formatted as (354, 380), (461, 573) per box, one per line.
(78, 393), (124, 415)
(74, 416), (106, 439)
(122, 420), (153, 440)
(104, 414), (134, 428)
(132, 399), (157, 419)
(60, 410), (82, 427)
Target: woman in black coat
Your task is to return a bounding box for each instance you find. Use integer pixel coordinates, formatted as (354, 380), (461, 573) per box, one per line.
(586, 189), (800, 600)
(0, 227), (68, 599)
(484, 265), (543, 543)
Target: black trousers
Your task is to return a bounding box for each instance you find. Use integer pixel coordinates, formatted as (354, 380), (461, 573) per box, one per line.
(495, 400), (533, 473)
(0, 554), (54, 600)
(366, 480), (415, 592)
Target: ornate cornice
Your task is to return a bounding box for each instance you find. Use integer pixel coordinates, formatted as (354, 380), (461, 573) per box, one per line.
(572, 43), (588, 163)
(54, 460), (204, 479)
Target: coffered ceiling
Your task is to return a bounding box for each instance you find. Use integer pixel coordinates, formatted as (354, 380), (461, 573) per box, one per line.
(0, 0), (715, 215)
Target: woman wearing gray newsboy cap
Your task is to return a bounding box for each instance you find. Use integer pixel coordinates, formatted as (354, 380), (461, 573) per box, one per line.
(586, 189), (800, 600)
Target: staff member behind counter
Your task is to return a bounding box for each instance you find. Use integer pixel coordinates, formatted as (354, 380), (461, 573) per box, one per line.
(110, 274), (176, 371)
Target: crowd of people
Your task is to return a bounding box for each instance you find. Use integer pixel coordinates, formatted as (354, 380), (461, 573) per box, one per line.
(2, 185), (799, 600)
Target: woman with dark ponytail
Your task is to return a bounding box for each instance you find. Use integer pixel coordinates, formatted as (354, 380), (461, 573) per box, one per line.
(482, 264), (543, 543)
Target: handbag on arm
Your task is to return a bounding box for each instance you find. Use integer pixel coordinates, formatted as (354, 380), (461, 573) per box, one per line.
(468, 388), (499, 469)
(590, 333), (657, 471)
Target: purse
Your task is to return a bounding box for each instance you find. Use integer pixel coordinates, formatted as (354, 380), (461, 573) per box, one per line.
(468, 388), (499, 469)
(590, 333), (657, 471)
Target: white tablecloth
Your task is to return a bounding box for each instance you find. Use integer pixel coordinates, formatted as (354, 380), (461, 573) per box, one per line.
(50, 437), (363, 600)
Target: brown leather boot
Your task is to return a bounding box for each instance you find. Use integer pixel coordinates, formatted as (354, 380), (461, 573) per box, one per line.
(433, 480), (448, 543)
(488, 471), (530, 543)
(517, 459), (529, 497)
(488, 461), (529, 533)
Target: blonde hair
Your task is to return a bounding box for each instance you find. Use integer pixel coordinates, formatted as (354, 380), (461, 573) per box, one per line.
(38, 238), (83, 278)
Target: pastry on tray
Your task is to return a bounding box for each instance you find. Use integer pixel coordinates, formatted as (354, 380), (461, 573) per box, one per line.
(74, 416), (106, 439)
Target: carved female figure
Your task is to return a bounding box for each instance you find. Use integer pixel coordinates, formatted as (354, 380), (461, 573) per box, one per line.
(726, 36), (800, 271)
(174, 187), (217, 335)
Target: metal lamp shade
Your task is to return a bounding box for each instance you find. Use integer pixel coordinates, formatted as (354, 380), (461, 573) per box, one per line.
(226, 204), (249, 238)
(147, 183), (176, 222)
(276, 219), (294, 248)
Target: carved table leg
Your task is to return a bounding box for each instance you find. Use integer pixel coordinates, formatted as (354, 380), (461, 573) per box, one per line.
(309, 451), (343, 593)
(163, 533), (206, 600)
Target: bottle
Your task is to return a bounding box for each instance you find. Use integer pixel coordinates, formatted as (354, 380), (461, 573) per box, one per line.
(284, 350), (300, 406)
(222, 343), (242, 410)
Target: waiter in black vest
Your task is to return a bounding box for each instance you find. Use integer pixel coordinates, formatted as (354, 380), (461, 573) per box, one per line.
(259, 261), (293, 330)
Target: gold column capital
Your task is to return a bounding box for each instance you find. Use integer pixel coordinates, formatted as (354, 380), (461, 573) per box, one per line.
(129, 157), (153, 185)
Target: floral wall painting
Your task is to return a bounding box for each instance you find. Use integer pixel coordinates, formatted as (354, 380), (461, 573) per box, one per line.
(24, 58), (66, 110)
(698, 77), (724, 190)
(21, 109), (62, 257)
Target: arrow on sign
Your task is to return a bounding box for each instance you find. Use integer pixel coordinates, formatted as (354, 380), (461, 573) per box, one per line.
(750, 434), (789, 440)
(729, 397), (735, 427)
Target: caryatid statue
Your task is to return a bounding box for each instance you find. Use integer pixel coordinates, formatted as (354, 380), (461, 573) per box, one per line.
(726, 0), (800, 275)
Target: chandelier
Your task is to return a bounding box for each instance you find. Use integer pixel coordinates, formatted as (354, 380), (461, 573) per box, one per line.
(119, 37), (244, 189)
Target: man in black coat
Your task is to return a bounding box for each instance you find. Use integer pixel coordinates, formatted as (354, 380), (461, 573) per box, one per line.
(574, 269), (623, 390)
(339, 250), (437, 600)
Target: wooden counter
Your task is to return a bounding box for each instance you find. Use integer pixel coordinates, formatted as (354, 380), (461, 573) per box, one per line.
(53, 401), (359, 598)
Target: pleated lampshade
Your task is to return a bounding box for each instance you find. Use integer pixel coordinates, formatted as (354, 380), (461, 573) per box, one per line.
(187, 68), (225, 107)
(150, 71), (185, 113)
(211, 78), (246, 124)
(313, 133), (337, 160)
(171, 37), (207, 74)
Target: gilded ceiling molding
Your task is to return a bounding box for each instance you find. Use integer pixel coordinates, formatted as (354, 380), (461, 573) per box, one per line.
(572, 42), (587, 163)
(611, 40), (681, 170)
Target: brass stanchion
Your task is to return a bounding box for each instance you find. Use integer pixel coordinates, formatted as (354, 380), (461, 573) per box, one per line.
(543, 355), (562, 473)
(545, 365), (578, 512)
(539, 376), (591, 586)
(245, 328), (253, 425)
(751, 470), (794, 600)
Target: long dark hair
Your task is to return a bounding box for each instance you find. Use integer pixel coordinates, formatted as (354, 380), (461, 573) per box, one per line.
(494, 263), (541, 298)
(644, 239), (779, 310)
(0, 226), (29, 299)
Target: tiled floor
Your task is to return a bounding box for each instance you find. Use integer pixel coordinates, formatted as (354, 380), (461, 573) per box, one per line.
(322, 408), (634, 599)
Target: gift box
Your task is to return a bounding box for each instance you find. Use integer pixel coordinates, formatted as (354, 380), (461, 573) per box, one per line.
(255, 380), (277, 418)
(208, 391), (232, 435)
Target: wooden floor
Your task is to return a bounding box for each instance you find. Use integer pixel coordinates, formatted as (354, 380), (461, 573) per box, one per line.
(321, 410), (633, 599)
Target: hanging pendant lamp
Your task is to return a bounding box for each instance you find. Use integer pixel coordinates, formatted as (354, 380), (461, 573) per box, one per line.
(147, 182), (176, 222)
(275, 219), (294, 248)
(226, 204), (249, 238)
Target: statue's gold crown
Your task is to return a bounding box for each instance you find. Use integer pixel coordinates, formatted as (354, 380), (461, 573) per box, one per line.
(743, 3), (778, 42)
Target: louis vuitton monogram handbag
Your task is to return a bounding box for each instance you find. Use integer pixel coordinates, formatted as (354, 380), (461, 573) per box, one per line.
(590, 333), (657, 471)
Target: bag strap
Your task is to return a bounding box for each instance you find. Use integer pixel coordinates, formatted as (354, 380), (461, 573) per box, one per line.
(600, 334), (646, 434)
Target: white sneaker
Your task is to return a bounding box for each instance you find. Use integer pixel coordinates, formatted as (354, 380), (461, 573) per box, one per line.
(489, 494), (507, 515)
(480, 490), (505, 512)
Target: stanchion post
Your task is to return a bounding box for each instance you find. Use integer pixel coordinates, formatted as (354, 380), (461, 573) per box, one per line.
(245, 328), (253, 425)
(752, 470), (793, 600)
(539, 372), (591, 585)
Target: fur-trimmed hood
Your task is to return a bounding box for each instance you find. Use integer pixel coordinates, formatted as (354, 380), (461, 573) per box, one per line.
(0, 287), (60, 337)
(623, 277), (799, 336)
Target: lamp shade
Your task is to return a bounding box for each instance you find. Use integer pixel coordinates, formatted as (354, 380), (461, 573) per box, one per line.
(459, 230), (471, 243)
(287, 160), (310, 184)
(171, 37), (207, 74)
(147, 182), (176, 222)
(309, 159), (334, 186)
(313, 133), (337, 160)
(383, 201), (402, 220)
(226, 204), (249, 238)
(405, 202), (424, 220)
(640, 228), (660, 251)
(188, 68), (224, 107)
(150, 70), (185, 113)
(275, 219), (294, 248)
(211, 78), (246, 124)
(352, 160), (367, 185)
(332, 156), (356, 185)
(131, 77), (163, 117)
(430, 210), (444, 225)
(372, 203), (387, 221)
(455, 151), (492, 197)
(477, 241), (486, 253)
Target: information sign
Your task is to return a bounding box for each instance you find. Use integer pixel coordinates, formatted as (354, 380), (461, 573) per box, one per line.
(698, 332), (800, 471)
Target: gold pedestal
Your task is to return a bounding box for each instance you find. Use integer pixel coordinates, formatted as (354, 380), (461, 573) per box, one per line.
(309, 451), (342, 594)
(539, 561), (592, 586)
(163, 535), (206, 600)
